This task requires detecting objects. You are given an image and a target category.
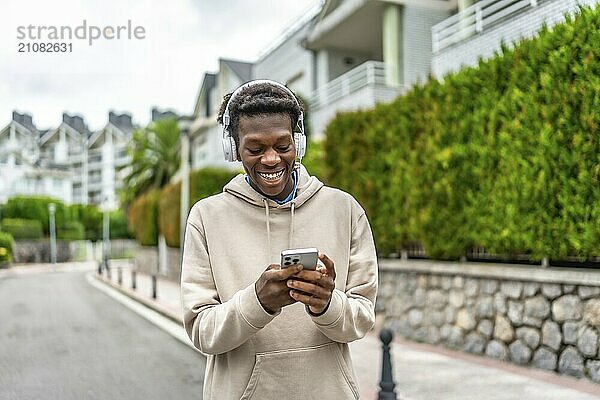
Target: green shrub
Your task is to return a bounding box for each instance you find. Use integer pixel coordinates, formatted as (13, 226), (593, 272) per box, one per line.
(0, 232), (14, 265)
(110, 210), (131, 239)
(127, 189), (160, 246)
(155, 167), (238, 247)
(190, 167), (239, 205)
(58, 221), (85, 240)
(324, 5), (600, 261)
(4, 196), (70, 235)
(159, 181), (181, 247)
(1, 218), (43, 240)
(69, 204), (102, 241)
(302, 138), (327, 182)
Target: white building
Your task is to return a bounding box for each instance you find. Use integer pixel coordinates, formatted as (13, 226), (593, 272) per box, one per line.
(39, 113), (91, 204)
(0, 112), (73, 204)
(431, 0), (600, 77)
(188, 0), (457, 168)
(86, 112), (134, 209)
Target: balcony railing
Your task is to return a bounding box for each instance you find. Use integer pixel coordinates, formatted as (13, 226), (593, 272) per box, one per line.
(309, 61), (391, 110)
(432, 0), (540, 53)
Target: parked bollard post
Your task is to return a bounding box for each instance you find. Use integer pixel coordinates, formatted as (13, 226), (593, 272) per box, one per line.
(106, 264), (111, 281)
(131, 269), (137, 290)
(378, 328), (398, 400)
(152, 275), (157, 299)
(117, 267), (122, 285)
(97, 261), (102, 276)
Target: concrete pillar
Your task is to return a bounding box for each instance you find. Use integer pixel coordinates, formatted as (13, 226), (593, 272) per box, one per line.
(315, 50), (330, 106)
(382, 3), (403, 86)
(459, 0), (475, 12)
(459, 0), (476, 38)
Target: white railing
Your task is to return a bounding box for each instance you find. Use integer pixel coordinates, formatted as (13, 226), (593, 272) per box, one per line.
(310, 61), (391, 110)
(432, 0), (539, 53)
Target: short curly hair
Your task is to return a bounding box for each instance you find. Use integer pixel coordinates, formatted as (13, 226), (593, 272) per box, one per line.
(216, 81), (303, 149)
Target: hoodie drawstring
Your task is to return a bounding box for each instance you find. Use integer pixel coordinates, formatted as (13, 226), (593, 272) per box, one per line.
(263, 199), (271, 259)
(289, 200), (295, 249)
(263, 198), (297, 262)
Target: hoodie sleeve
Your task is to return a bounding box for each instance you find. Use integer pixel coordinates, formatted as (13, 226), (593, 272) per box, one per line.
(180, 206), (278, 355)
(310, 209), (378, 342)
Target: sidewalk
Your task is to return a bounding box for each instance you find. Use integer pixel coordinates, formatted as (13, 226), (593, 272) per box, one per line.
(95, 261), (600, 400)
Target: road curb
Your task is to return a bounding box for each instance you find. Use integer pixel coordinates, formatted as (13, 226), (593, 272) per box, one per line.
(90, 272), (183, 324)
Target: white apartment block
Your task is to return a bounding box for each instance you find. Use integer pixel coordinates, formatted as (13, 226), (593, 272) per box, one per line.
(189, 0), (457, 169)
(0, 112), (72, 204)
(432, 0), (600, 77)
(0, 111), (134, 210)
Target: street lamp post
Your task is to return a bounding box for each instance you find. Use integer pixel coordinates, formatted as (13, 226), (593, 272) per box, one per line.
(179, 117), (192, 267)
(102, 196), (110, 271)
(48, 203), (57, 264)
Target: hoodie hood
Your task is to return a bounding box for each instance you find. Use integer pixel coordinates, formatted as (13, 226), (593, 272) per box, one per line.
(223, 164), (325, 252)
(223, 164), (324, 209)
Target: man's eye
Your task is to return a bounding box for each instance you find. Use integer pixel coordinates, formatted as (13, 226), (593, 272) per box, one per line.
(277, 145), (292, 152)
(248, 148), (262, 155)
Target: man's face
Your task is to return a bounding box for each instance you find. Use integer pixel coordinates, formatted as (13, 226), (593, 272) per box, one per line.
(237, 113), (296, 201)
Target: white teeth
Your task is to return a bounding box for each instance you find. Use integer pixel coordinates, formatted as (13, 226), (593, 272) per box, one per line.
(258, 170), (284, 181)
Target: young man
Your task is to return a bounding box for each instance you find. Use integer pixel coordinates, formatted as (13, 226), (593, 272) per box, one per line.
(181, 80), (378, 399)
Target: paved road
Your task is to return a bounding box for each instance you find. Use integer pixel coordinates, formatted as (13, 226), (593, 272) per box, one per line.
(0, 267), (205, 400)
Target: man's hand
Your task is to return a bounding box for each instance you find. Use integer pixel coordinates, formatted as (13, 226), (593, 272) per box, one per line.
(287, 252), (336, 315)
(256, 263), (303, 314)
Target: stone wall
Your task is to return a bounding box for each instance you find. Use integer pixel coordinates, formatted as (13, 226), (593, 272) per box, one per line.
(13, 240), (71, 263)
(377, 260), (600, 382)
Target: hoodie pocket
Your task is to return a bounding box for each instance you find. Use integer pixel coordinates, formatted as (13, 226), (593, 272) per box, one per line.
(240, 343), (359, 400)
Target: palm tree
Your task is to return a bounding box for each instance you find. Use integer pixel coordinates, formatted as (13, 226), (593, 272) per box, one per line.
(120, 117), (180, 205)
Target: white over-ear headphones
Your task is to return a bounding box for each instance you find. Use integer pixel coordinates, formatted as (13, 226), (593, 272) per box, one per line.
(220, 79), (306, 164)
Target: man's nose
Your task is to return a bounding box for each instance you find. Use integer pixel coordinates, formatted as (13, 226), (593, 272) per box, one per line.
(261, 148), (280, 165)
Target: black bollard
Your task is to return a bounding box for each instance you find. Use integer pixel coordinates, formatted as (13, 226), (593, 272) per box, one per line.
(152, 275), (157, 299)
(132, 270), (137, 290)
(378, 328), (397, 400)
(118, 267), (122, 285)
(97, 261), (102, 276)
(106, 264), (111, 281)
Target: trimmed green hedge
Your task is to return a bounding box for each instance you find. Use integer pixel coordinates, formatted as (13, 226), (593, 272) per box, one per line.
(1, 218), (44, 240)
(324, 6), (600, 261)
(0, 232), (14, 264)
(58, 221), (85, 240)
(156, 167), (238, 247)
(68, 204), (102, 241)
(3, 196), (69, 235)
(128, 189), (160, 246)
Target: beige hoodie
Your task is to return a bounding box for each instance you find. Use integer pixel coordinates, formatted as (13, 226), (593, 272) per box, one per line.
(181, 166), (378, 400)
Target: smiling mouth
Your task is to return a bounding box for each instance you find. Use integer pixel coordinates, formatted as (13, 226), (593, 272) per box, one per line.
(257, 169), (285, 182)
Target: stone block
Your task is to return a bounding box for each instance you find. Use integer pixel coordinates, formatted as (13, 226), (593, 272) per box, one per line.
(532, 347), (557, 371)
(414, 287), (426, 307)
(453, 276), (464, 288)
(584, 299), (600, 328)
(441, 276), (452, 290)
(408, 309), (423, 327)
(542, 321), (562, 351)
(516, 326), (541, 349)
(494, 314), (514, 343)
(562, 285), (575, 294)
(476, 296), (494, 318)
(524, 295), (550, 319)
(449, 290), (465, 308)
(562, 321), (580, 345)
(586, 360), (600, 383)
(486, 340), (509, 361)
(507, 300), (524, 325)
(465, 278), (479, 297)
(523, 282), (540, 297)
(578, 285), (600, 299)
(426, 289), (446, 309)
(494, 292), (507, 314)
(446, 326), (465, 348)
(456, 308), (477, 331)
(552, 295), (583, 322)
(577, 326), (598, 358)
(500, 281), (523, 299)
(541, 283), (562, 299)
(463, 332), (486, 354)
(445, 306), (457, 324)
(558, 346), (585, 378)
(509, 340), (532, 364)
(477, 319), (493, 338)
(480, 279), (499, 295)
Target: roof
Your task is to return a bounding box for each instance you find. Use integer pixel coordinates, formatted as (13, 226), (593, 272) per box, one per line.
(221, 59), (253, 82)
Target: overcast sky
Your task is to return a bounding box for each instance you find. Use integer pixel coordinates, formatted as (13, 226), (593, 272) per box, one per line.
(0, 0), (321, 131)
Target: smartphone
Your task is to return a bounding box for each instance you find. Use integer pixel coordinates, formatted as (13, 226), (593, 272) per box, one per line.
(280, 248), (318, 270)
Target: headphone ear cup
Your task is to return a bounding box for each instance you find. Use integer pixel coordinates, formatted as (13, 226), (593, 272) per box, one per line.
(222, 131), (237, 162)
(294, 132), (306, 158)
